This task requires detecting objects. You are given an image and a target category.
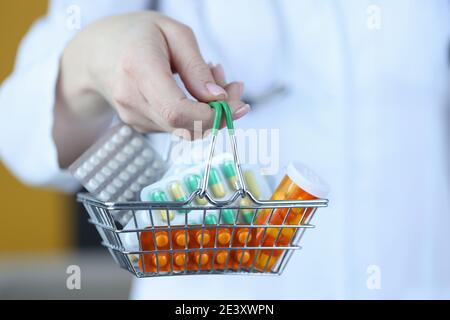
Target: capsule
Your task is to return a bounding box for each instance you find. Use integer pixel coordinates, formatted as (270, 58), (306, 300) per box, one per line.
(217, 228), (231, 246)
(221, 161), (238, 190)
(155, 231), (169, 248)
(194, 229), (211, 246)
(150, 190), (175, 221)
(169, 181), (190, 213)
(234, 250), (251, 264)
(194, 252), (209, 266)
(239, 198), (255, 223)
(235, 228), (252, 245)
(244, 170), (261, 199)
(173, 252), (188, 267)
(185, 174), (208, 205)
(221, 209), (236, 224)
(152, 253), (169, 268)
(215, 250), (229, 265)
(204, 214), (217, 225)
(173, 230), (189, 247)
(208, 168), (226, 198)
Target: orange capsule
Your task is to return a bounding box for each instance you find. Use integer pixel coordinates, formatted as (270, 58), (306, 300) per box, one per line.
(195, 229), (211, 246)
(155, 231), (169, 248)
(194, 252), (209, 266)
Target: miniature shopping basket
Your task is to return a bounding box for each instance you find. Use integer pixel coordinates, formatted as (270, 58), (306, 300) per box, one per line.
(77, 101), (329, 278)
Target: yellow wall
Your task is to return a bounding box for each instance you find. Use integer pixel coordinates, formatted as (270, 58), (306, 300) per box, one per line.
(0, 0), (72, 252)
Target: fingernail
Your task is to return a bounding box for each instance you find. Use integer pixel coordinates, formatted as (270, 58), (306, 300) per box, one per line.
(233, 104), (251, 120)
(206, 82), (227, 98)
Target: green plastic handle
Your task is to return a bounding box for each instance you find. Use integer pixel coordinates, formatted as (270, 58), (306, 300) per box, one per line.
(219, 101), (235, 132)
(209, 101), (223, 135)
(208, 101), (234, 134)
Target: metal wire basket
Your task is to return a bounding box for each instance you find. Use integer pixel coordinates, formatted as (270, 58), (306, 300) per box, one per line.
(77, 101), (328, 277)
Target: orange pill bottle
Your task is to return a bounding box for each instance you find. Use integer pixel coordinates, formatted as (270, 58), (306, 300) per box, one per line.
(255, 162), (329, 271)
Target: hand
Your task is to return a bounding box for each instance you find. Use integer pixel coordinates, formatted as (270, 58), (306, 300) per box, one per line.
(55, 11), (250, 166)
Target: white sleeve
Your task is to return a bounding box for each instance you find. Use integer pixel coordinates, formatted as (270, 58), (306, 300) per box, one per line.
(0, 0), (149, 192)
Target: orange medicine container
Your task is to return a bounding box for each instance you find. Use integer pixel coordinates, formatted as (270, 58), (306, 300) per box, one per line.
(254, 161), (329, 271)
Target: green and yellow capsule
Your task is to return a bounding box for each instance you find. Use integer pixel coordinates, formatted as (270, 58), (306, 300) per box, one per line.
(221, 161), (238, 190)
(204, 214), (218, 225)
(221, 209), (236, 224)
(169, 181), (190, 213)
(149, 190), (175, 221)
(208, 167), (226, 198)
(185, 174), (208, 205)
(239, 198), (255, 224)
(244, 170), (261, 199)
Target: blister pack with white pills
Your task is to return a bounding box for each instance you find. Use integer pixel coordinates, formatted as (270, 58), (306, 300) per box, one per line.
(69, 123), (166, 206)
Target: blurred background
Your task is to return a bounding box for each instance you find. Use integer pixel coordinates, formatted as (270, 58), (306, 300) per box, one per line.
(0, 0), (132, 299)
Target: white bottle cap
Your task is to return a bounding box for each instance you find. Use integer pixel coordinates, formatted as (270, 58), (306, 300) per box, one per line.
(286, 161), (330, 199)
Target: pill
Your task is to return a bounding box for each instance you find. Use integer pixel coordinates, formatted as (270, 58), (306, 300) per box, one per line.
(169, 181), (188, 203)
(119, 126), (132, 137)
(115, 152), (127, 163)
(195, 230), (210, 246)
(134, 156), (146, 166)
(204, 215), (217, 225)
(150, 190), (168, 202)
(217, 229), (231, 245)
(105, 142), (115, 151)
(234, 251), (251, 264)
(124, 190), (134, 200)
(101, 167), (112, 177)
(221, 209), (236, 224)
(99, 191), (110, 201)
(239, 198), (255, 223)
(82, 162), (94, 172)
(208, 167), (226, 198)
(194, 252), (209, 266)
(94, 173), (106, 184)
(112, 133), (124, 144)
(174, 252), (187, 267)
(113, 178), (124, 188)
(97, 148), (108, 159)
(131, 137), (143, 147)
(215, 251), (229, 265)
(119, 172), (130, 181)
(152, 253), (168, 267)
(75, 168), (87, 179)
(126, 164), (138, 174)
(150, 190), (175, 221)
(89, 156), (101, 166)
(155, 231), (169, 248)
(160, 210), (175, 222)
(221, 161), (238, 190)
(123, 145), (135, 155)
(87, 179), (99, 190)
(185, 174), (208, 205)
(235, 228), (252, 245)
(108, 160), (119, 170)
(244, 171), (261, 199)
(106, 185), (117, 194)
(173, 231), (189, 247)
(130, 183), (141, 192)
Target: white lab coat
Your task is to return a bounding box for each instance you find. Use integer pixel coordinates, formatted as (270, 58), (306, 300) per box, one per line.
(0, 0), (449, 299)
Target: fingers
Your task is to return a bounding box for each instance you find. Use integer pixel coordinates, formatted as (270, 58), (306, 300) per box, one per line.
(209, 64), (250, 121)
(160, 21), (227, 102)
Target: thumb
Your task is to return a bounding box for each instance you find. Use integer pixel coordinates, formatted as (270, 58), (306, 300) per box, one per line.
(161, 22), (227, 102)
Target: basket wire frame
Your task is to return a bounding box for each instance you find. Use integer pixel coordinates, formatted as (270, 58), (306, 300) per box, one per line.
(77, 103), (328, 277)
